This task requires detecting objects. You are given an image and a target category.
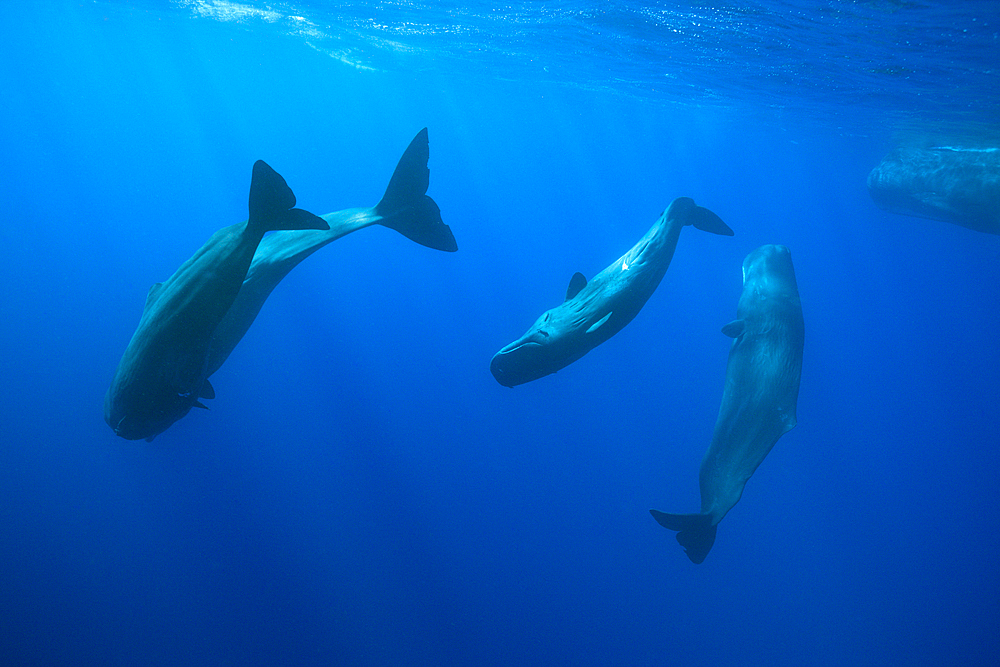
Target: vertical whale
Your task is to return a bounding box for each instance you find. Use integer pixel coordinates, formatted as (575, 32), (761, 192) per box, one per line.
(104, 162), (330, 441)
(650, 244), (804, 563)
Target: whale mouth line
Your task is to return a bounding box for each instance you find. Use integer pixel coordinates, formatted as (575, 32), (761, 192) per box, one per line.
(501, 340), (544, 355)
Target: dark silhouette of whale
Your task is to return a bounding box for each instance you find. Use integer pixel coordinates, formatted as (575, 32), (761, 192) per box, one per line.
(651, 244), (804, 564)
(105, 162), (330, 441)
(106, 130), (455, 441)
(204, 128), (456, 378)
(490, 197), (732, 387)
(867, 146), (1000, 234)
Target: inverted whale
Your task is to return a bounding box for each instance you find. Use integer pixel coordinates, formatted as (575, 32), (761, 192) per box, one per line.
(104, 162), (330, 441)
(204, 128), (456, 378)
(650, 244), (804, 564)
(867, 146), (1000, 234)
(490, 197), (733, 387)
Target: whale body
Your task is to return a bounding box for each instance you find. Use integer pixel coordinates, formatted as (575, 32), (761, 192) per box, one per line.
(204, 128), (456, 377)
(650, 244), (804, 563)
(867, 146), (1000, 234)
(106, 130), (455, 441)
(490, 197), (733, 387)
(104, 162), (330, 441)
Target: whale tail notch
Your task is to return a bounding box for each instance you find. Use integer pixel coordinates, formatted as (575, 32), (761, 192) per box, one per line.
(649, 510), (717, 564)
(375, 128), (458, 252)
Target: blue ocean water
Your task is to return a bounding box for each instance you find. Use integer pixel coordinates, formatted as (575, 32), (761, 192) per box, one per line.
(1, 1), (998, 665)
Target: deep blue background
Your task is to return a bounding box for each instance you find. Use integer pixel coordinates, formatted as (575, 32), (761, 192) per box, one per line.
(1, 2), (998, 665)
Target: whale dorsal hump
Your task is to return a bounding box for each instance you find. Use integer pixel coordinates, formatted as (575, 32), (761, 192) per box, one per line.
(721, 319), (745, 338)
(566, 272), (587, 301)
(143, 282), (165, 312)
(587, 312), (612, 334)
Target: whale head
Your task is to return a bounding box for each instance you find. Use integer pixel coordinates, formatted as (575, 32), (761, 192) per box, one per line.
(739, 244), (801, 317)
(490, 306), (592, 387)
(104, 382), (195, 442)
(742, 244), (797, 296)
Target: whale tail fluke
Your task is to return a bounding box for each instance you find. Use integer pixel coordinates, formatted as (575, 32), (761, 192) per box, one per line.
(690, 205), (734, 236)
(375, 128), (458, 252)
(649, 510), (717, 564)
(248, 160), (330, 233)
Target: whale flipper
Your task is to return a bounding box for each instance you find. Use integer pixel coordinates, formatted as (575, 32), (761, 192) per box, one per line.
(586, 312), (612, 333)
(721, 319), (745, 338)
(649, 510), (717, 564)
(376, 127), (457, 252)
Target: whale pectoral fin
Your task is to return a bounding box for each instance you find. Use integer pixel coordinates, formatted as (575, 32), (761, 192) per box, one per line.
(566, 272), (587, 301)
(586, 312), (612, 334)
(649, 510), (717, 564)
(200, 379), (216, 400)
(691, 205), (734, 236)
(721, 319), (745, 338)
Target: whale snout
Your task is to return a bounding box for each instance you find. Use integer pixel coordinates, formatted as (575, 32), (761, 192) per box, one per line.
(104, 387), (189, 441)
(743, 244), (793, 281)
(741, 244), (800, 306)
(763, 244), (790, 257)
(105, 412), (145, 441)
(490, 353), (514, 387)
(745, 243), (789, 265)
(104, 391), (139, 440)
(490, 340), (545, 387)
